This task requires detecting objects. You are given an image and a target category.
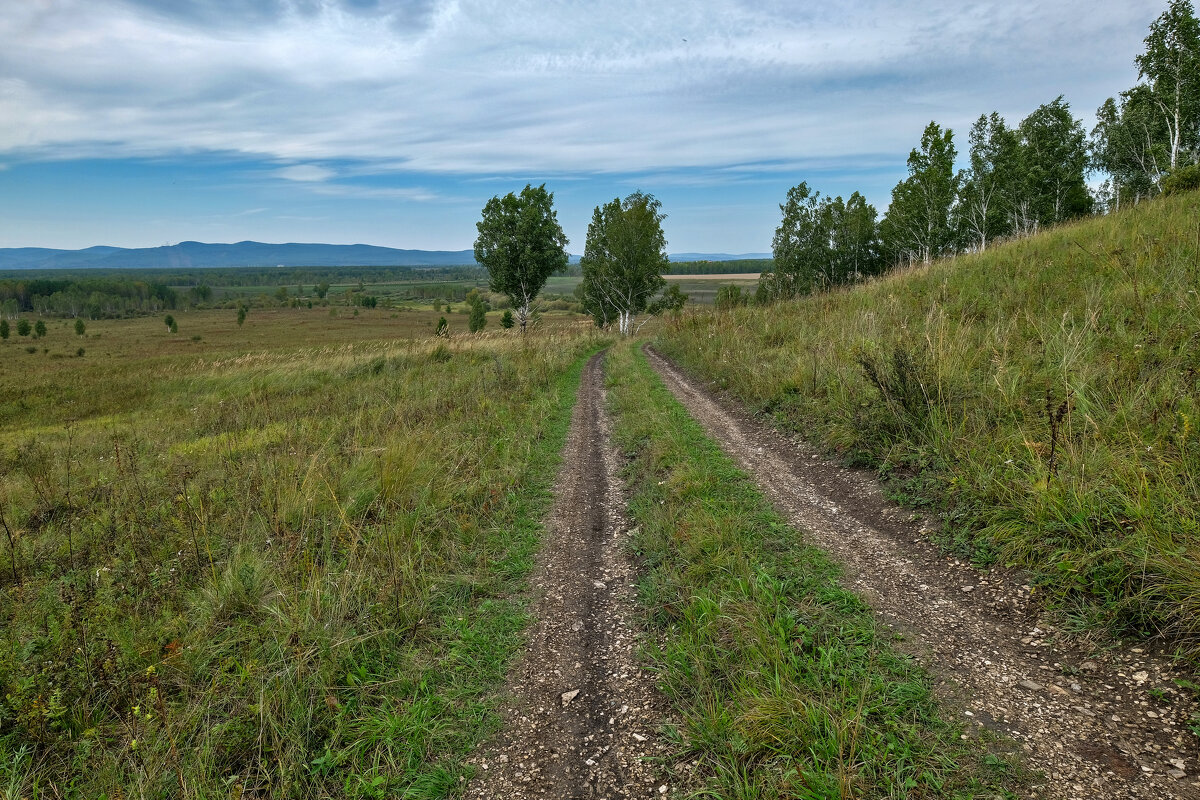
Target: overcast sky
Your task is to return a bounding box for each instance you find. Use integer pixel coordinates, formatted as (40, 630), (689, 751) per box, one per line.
(0, 0), (1164, 252)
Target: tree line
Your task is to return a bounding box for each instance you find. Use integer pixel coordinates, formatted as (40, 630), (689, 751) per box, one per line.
(763, 0), (1199, 298)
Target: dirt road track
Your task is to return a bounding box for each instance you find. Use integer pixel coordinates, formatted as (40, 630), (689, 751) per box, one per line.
(645, 346), (1200, 800)
(464, 352), (672, 799)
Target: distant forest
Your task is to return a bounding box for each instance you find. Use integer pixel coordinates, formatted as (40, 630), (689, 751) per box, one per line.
(0, 265), (487, 318)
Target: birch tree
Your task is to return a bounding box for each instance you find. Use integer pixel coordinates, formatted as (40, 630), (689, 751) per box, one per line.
(1137, 0), (1200, 171)
(880, 122), (961, 265)
(958, 113), (1020, 251)
(1018, 97), (1093, 227)
(473, 184), (568, 333)
(579, 192), (669, 336)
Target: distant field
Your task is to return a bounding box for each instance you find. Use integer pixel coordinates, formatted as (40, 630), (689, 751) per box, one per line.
(665, 272), (761, 281)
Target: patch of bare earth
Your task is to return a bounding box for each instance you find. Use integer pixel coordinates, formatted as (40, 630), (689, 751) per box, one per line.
(645, 346), (1200, 800)
(464, 352), (674, 800)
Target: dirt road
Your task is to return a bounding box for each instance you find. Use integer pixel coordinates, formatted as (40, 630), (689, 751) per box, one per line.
(645, 346), (1200, 800)
(464, 352), (672, 799)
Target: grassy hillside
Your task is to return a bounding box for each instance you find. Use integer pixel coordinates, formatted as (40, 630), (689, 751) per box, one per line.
(606, 344), (1021, 798)
(0, 313), (605, 795)
(655, 191), (1200, 660)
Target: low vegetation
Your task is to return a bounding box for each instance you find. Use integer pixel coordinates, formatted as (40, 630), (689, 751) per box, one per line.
(0, 310), (605, 796)
(606, 343), (1021, 798)
(655, 190), (1200, 661)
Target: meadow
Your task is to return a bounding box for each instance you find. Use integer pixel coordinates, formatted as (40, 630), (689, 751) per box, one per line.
(654, 190), (1200, 662)
(0, 306), (605, 796)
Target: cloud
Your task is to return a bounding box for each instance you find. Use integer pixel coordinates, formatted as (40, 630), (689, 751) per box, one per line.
(275, 164), (335, 181)
(0, 0), (1162, 181)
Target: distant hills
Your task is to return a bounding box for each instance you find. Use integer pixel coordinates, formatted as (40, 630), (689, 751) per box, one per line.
(0, 241), (771, 271)
(0, 241), (478, 271)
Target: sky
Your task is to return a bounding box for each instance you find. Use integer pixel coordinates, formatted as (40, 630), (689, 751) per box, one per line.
(0, 0), (1165, 253)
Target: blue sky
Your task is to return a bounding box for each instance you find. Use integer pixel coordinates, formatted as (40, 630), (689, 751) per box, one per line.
(0, 0), (1163, 252)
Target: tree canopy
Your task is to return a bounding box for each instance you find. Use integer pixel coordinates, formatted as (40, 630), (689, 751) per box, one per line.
(578, 191), (670, 335)
(1093, 0), (1200, 206)
(473, 183), (569, 332)
(880, 122), (961, 265)
(765, 183), (882, 299)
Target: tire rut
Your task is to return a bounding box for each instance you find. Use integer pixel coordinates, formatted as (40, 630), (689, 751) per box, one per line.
(464, 352), (673, 800)
(645, 345), (1200, 800)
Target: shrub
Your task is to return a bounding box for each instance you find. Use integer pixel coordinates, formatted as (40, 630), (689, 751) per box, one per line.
(0, 319), (8, 340)
(16, 319), (31, 337)
(714, 284), (747, 311)
(1163, 163), (1200, 195)
(74, 318), (86, 337)
(500, 310), (515, 329)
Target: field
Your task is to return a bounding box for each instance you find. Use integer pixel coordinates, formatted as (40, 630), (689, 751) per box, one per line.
(0, 307), (605, 795)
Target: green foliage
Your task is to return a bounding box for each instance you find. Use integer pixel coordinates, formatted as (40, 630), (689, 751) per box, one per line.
(0, 319), (8, 340)
(764, 182), (882, 299)
(435, 316), (449, 337)
(880, 122), (962, 265)
(656, 192), (1200, 664)
(713, 284), (747, 311)
(32, 320), (46, 339)
(73, 318), (85, 337)
(473, 184), (569, 332)
(606, 343), (1021, 799)
(1017, 96), (1093, 227)
(1137, 0), (1200, 169)
(578, 191), (669, 335)
(1164, 163), (1200, 194)
(647, 283), (688, 316)
(236, 305), (247, 327)
(500, 310), (515, 329)
(315, 282), (331, 299)
(1093, 0), (1200, 204)
(164, 314), (177, 334)
(958, 112), (1022, 251)
(467, 292), (487, 333)
(16, 319), (30, 337)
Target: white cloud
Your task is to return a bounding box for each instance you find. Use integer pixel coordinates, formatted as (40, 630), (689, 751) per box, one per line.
(0, 0), (1163, 177)
(275, 164), (336, 181)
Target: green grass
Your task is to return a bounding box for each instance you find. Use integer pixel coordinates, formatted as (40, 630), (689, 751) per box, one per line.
(605, 342), (1022, 799)
(0, 316), (607, 797)
(654, 190), (1200, 662)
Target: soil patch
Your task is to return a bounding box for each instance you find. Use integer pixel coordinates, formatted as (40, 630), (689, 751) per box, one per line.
(646, 345), (1200, 800)
(464, 352), (674, 799)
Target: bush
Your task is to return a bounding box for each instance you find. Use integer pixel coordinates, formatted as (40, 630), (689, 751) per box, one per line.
(1163, 163), (1200, 195)
(714, 284), (747, 311)
(0, 319), (8, 340)
(500, 310), (515, 329)
(16, 319), (31, 337)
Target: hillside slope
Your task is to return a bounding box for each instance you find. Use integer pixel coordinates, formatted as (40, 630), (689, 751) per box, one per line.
(656, 191), (1200, 660)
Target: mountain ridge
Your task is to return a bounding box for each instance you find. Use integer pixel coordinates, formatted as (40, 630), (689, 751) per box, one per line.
(0, 241), (770, 270)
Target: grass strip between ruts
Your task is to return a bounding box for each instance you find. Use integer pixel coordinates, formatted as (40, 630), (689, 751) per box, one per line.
(605, 341), (1024, 799)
